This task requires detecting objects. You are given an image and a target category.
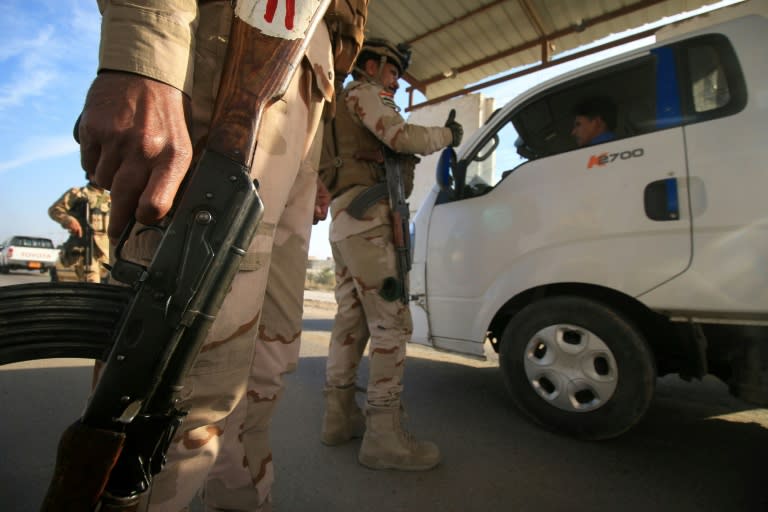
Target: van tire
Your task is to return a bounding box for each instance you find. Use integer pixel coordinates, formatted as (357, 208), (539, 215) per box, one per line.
(499, 296), (655, 440)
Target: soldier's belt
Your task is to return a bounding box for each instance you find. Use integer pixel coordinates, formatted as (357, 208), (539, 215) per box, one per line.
(354, 149), (384, 163)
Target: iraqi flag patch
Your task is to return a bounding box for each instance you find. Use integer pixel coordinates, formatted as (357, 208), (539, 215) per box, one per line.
(379, 89), (397, 109)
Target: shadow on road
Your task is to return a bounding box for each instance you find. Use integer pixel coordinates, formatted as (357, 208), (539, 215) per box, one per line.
(2, 351), (766, 512)
(274, 355), (768, 512)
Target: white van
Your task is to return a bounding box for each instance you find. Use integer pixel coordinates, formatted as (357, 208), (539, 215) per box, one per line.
(408, 2), (768, 439)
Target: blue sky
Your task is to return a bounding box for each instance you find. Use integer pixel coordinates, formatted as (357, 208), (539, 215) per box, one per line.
(0, 0), (100, 246)
(0, 0), (742, 259)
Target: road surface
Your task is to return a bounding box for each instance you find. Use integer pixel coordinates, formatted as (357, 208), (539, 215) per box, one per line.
(1, 272), (767, 511)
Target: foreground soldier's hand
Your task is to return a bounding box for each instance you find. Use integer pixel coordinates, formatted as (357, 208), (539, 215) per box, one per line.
(77, 71), (193, 240)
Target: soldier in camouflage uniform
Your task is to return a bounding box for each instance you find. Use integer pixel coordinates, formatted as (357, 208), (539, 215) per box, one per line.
(78, 0), (367, 510)
(48, 172), (110, 283)
(318, 38), (463, 471)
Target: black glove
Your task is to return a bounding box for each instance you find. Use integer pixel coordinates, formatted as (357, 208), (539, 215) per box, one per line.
(445, 109), (463, 147)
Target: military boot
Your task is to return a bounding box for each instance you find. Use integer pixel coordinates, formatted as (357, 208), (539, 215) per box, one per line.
(321, 385), (366, 446)
(357, 404), (441, 471)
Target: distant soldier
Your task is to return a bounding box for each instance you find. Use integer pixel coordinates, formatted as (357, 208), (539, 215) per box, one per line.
(318, 38), (463, 471)
(48, 171), (110, 283)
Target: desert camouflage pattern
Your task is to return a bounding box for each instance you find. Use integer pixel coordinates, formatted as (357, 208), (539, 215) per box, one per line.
(343, 78), (452, 156)
(98, 1), (332, 510)
(201, 129), (323, 512)
(324, 77), (450, 408)
(325, 78), (451, 242)
(325, 216), (412, 406)
(319, 78), (451, 208)
(48, 183), (110, 283)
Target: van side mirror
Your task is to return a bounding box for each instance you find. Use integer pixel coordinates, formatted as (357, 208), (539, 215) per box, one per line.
(435, 147), (466, 201)
(436, 147), (456, 192)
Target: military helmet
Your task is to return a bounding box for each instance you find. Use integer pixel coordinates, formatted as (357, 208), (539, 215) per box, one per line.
(356, 38), (412, 75)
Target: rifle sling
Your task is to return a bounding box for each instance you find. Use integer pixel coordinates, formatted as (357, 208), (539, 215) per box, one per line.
(345, 182), (388, 220)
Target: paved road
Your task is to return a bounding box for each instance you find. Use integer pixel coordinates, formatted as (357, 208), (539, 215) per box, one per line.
(1, 273), (767, 511)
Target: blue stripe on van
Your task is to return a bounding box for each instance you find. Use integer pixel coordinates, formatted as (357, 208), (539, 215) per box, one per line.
(665, 177), (679, 218)
(652, 47), (682, 129)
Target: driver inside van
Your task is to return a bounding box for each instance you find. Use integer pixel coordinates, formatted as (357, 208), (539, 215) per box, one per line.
(571, 96), (617, 147)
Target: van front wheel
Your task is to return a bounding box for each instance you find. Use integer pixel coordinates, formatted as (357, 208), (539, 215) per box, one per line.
(499, 296), (655, 440)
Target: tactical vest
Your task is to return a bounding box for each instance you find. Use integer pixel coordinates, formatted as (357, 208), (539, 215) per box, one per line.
(324, 0), (368, 76)
(78, 185), (110, 235)
(320, 82), (418, 199)
(320, 83), (383, 198)
(60, 185), (110, 264)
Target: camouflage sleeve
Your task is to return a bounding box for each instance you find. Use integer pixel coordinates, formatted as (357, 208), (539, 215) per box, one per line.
(97, 0), (199, 96)
(346, 82), (453, 156)
(48, 188), (80, 229)
(304, 22), (334, 104)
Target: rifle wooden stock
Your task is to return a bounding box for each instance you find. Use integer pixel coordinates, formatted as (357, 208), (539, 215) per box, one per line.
(40, 422), (126, 511)
(209, 10), (325, 167)
(390, 208), (410, 304)
(40, 1), (331, 510)
(391, 210), (406, 250)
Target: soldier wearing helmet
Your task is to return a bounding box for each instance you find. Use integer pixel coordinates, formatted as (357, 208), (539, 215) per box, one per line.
(318, 38), (463, 471)
(48, 169), (110, 283)
(354, 38), (412, 84)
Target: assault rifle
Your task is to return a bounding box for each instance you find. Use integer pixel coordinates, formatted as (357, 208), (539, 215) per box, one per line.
(31, 2), (332, 510)
(69, 198), (94, 275)
(382, 146), (412, 304)
(346, 147), (412, 304)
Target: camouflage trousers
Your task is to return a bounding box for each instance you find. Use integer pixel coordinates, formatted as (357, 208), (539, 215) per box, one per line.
(137, 157), (319, 512)
(105, 4), (330, 511)
(73, 254), (107, 283)
(325, 222), (413, 407)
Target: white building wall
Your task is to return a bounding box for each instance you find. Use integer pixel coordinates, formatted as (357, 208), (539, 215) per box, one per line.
(405, 93), (495, 215)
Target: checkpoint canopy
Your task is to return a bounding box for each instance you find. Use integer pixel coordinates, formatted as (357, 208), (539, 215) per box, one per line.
(363, 0), (739, 110)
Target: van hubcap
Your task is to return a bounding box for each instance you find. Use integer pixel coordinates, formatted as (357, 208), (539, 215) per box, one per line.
(523, 324), (618, 412)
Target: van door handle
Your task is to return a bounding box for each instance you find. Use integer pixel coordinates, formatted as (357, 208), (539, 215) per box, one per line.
(644, 177), (680, 221)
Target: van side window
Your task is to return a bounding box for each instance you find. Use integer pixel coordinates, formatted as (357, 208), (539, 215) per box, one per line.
(462, 120), (527, 196)
(681, 34), (746, 120)
(449, 34), (745, 203)
(689, 45), (730, 112)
